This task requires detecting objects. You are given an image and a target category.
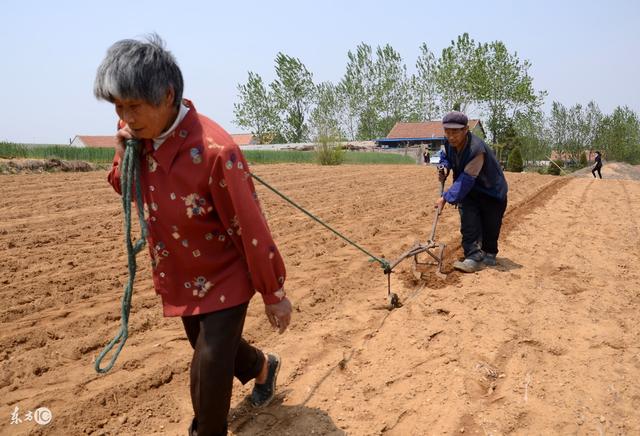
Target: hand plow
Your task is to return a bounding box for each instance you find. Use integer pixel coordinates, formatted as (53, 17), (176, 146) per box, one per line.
(384, 168), (449, 310)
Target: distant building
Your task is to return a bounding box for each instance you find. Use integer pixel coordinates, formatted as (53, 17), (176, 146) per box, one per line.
(376, 119), (485, 151)
(230, 133), (256, 146)
(69, 133), (269, 148)
(70, 135), (117, 148)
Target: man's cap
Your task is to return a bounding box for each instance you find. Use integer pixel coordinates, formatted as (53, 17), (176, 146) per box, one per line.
(442, 111), (469, 129)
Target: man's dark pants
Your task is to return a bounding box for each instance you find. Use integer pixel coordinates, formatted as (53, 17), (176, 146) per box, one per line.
(182, 302), (265, 436)
(458, 190), (508, 261)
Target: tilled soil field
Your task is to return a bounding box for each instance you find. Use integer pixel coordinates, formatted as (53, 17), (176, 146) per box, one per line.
(2, 162), (639, 435)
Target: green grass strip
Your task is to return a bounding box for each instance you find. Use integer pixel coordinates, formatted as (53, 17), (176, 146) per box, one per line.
(1, 142), (416, 165)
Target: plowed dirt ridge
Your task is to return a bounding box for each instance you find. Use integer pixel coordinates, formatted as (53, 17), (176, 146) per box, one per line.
(2, 163), (639, 435)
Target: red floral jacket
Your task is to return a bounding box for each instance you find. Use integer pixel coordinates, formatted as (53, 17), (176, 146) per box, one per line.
(108, 100), (286, 317)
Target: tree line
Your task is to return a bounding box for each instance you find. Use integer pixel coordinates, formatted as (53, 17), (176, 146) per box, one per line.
(499, 101), (640, 166)
(234, 33), (640, 164)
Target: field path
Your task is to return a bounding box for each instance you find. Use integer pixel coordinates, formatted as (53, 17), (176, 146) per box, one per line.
(1, 163), (639, 435)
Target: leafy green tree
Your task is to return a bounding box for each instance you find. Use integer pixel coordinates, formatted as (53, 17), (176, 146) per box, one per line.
(310, 82), (343, 140)
(270, 52), (316, 143)
(434, 33), (482, 113)
(476, 41), (546, 143)
(233, 72), (278, 144)
(338, 43), (411, 140)
(372, 44), (411, 138)
(411, 43), (440, 121)
(582, 101), (603, 152)
(506, 146), (524, 172)
(500, 122), (521, 156)
(335, 74), (360, 141)
(337, 43), (375, 141)
(234, 34), (554, 150)
(512, 109), (550, 166)
(579, 151), (588, 168)
(548, 101), (580, 162)
(548, 101), (604, 163)
(596, 106), (640, 163)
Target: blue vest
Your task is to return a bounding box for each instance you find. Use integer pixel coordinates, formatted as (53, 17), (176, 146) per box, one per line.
(444, 133), (508, 200)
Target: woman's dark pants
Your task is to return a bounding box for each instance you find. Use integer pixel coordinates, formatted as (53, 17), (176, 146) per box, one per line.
(182, 303), (265, 436)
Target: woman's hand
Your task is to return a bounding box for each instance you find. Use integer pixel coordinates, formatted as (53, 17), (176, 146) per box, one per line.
(264, 297), (292, 334)
(115, 125), (136, 160)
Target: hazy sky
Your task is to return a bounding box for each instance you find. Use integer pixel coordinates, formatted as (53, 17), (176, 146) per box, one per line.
(1, 0), (639, 144)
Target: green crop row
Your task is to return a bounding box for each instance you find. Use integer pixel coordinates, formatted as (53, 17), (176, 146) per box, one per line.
(0, 142), (415, 165)
(0, 142), (114, 163)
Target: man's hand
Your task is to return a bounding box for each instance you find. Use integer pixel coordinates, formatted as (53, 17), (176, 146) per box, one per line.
(265, 296), (292, 334)
(438, 165), (448, 183)
(115, 126), (136, 160)
(434, 196), (446, 211)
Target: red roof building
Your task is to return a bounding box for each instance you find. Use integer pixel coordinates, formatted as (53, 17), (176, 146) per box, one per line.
(230, 134), (256, 146)
(70, 135), (118, 148)
(385, 120), (484, 140)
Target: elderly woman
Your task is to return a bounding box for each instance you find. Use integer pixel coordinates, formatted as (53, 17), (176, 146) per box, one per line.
(94, 34), (292, 436)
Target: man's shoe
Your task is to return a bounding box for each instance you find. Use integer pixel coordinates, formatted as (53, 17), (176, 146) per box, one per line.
(453, 258), (482, 273)
(483, 253), (497, 266)
(251, 353), (280, 408)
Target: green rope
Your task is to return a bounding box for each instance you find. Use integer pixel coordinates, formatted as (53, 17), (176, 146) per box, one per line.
(250, 173), (390, 271)
(95, 139), (148, 374)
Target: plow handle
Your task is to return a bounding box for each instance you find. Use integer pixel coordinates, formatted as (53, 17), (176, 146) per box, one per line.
(429, 167), (450, 241)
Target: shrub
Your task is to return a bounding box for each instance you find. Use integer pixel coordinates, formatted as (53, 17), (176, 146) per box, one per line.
(314, 135), (345, 165)
(547, 159), (563, 175)
(506, 147), (524, 172)
(579, 151), (588, 168)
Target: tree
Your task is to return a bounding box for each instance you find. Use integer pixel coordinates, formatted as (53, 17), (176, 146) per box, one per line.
(579, 151), (588, 168)
(476, 41), (546, 143)
(548, 101), (583, 162)
(371, 44), (411, 138)
(310, 82), (343, 140)
(337, 43), (375, 141)
(338, 43), (411, 140)
(582, 101), (603, 153)
(506, 146), (524, 172)
(233, 72), (278, 144)
(434, 33), (482, 113)
(501, 122), (521, 155)
(596, 106), (640, 163)
(512, 109), (550, 166)
(270, 52), (316, 143)
(548, 101), (605, 163)
(411, 43), (440, 121)
(335, 73), (360, 141)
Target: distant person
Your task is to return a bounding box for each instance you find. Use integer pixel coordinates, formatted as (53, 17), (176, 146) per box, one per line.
(435, 111), (509, 272)
(94, 34), (292, 436)
(592, 151), (603, 179)
(423, 150), (431, 165)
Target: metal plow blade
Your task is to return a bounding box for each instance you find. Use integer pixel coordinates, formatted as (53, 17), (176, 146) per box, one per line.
(384, 172), (449, 310)
(411, 241), (447, 281)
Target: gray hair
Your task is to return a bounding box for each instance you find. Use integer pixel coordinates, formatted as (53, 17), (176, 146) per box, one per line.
(94, 34), (183, 108)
